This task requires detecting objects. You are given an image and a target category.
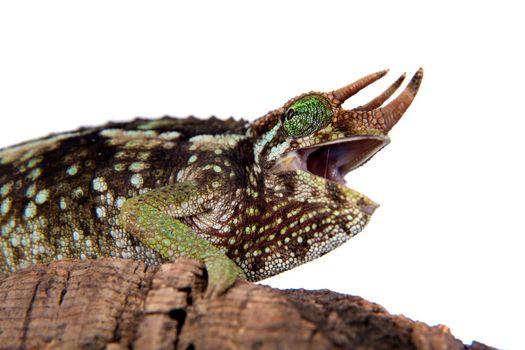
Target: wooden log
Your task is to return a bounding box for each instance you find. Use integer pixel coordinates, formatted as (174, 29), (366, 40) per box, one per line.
(0, 258), (497, 350)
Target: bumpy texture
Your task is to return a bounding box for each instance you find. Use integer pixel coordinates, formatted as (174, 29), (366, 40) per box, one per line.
(0, 258), (496, 350)
(0, 69), (423, 285)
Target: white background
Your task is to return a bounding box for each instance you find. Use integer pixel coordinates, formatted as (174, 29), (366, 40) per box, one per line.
(1, 1), (523, 348)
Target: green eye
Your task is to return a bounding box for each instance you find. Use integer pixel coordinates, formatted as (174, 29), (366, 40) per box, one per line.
(283, 95), (333, 138)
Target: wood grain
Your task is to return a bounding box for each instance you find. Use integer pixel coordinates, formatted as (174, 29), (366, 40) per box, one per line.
(0, 258), (496, 350)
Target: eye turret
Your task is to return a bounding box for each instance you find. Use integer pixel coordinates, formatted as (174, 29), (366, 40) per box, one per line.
(282, 95), (333, 138)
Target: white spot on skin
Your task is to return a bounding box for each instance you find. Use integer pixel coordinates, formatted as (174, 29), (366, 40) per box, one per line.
(128, 162), (146, 172)
(130, 174), (143, 188)
(100, 129), (157, 138)
(213, 165), (222, 173)
(159, 131), (181, 140)
(1, 183), (13, 197)
(268, 141), (290, 162)
(106, 192), (114, 205)
(138, 152), (150, 160)
(35, 189), (50, 204)
(19, 236), (30, 247)
(162, 142), (175, 149)
(92, 177), (108, 192)
(26, 158), (41, 168)
(115, 197), (126, 209)
(25, 184), (36, 198)
(100, 129), (161, 148)
(115, 151), (127, 159)
(67, 166), (78, 176)
(188, 134), (245, 150)
(96, 207), (106, 219)
(24, 202), (37, 219)
(73, 231), (80, 241)
(0, 225), (10, 238)
(59, 197), (67, 210)
(188, 155), (198, 163)
(1, 198), (12, 216)
(29, 168), (42, 180)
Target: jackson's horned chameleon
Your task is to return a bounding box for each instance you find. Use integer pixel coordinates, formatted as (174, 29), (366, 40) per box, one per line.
(0, 69), (423, 295)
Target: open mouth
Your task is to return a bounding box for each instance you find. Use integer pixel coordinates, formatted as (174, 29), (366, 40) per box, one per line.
(271, 135), (389, 185)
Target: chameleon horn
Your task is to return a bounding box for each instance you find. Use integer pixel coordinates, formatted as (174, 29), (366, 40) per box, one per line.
(376, 68), (424, 132)
(357, 73), (406, 111)
(331, 69), (389, 104)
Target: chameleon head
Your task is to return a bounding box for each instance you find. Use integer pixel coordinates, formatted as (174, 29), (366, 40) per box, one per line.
(265, 68), (423, 184)
(247, 68), (423, 276)
(253, 68), (423, 181)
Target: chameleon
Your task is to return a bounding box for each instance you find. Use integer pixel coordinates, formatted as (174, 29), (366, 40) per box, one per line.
(0, 68), (423, 296)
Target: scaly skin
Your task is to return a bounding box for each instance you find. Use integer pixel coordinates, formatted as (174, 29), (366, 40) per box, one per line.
(0, 69), (423, 295)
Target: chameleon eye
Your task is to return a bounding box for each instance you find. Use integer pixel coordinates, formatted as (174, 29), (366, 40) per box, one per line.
(283, 95), (333, 138)
(284, 108), (295, 121)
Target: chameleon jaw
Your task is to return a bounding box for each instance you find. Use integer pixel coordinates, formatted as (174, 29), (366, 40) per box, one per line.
(271, 135), (389, 185)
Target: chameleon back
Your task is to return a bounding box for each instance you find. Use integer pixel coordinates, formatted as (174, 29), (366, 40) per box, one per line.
(0, 117), (248, 274)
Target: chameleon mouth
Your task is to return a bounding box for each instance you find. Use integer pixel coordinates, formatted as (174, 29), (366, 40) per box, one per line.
(272, 135), (389, 185)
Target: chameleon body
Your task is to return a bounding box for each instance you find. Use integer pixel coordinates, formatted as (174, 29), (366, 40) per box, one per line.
(0, 69), (423, 295)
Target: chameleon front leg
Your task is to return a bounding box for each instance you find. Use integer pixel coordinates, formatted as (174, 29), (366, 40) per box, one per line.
(119, 181), (245, 297)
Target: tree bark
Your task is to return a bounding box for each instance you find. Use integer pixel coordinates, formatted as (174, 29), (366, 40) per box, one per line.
(0, 258), (497, 350)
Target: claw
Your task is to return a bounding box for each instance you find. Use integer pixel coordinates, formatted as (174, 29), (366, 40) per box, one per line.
(331, 69), (389, 104)
(357, 73), (406, 111)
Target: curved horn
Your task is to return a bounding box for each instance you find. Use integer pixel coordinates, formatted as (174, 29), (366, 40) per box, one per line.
(378, 68), (423, 132)
(331, 69), (389, 104)
(357, 73), (406, 111)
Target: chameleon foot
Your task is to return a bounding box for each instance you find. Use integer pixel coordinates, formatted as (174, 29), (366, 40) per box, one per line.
(203, 254), (246, 298)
